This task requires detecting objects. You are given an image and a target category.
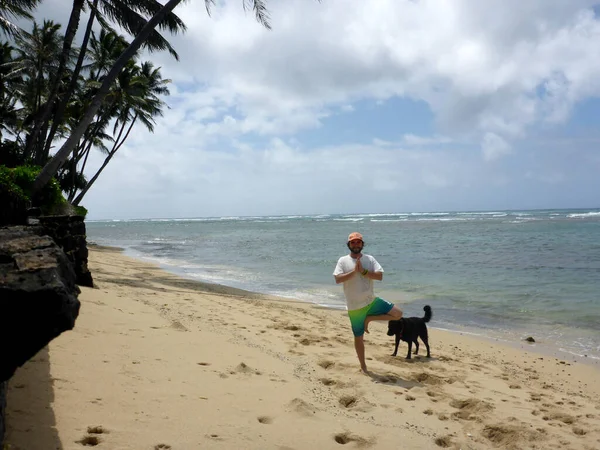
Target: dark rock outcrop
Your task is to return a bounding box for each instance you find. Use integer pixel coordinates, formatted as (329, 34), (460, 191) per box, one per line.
(0, 381), (6, 448)
(38, 215), (93, 287)
(0, 194), (28, 226)
(0, 226), (81, 383)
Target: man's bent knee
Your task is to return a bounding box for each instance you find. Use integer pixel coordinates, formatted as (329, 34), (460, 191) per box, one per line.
(390, 306), (403, 319)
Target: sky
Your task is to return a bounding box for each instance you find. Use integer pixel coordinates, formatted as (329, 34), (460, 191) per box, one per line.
(29, 0), (600, 219)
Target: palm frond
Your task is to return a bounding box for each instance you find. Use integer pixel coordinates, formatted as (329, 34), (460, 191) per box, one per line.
(0, 16), (21, 37)
(205, 0), (216, 16)
(0, 0), (41, 37)
(243, 0), (271, 30)
(98, 1), (180, 60)
(112, 0), (186, 35)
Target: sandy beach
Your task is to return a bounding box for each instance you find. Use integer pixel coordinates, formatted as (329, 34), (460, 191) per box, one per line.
(5, 246), (600, 450)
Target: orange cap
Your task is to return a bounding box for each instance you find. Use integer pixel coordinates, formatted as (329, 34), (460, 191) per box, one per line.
(348, 232), (363, 242)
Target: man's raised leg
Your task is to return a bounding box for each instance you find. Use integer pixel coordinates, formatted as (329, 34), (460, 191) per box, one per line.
(364, 305), (403, 333)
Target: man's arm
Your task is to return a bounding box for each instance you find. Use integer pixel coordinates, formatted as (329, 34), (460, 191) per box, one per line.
(364, 270), (383, 281)
(365, 255), (384, 281)
(334, 270), (356, 284)
(334, 257), (361, 284)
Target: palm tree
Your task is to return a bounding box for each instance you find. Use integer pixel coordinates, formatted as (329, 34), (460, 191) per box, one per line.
(11, 20), (65, 162)
(27, 0), (187, 169)
(0, 42), (20, 139)
(22, 0), (85, 161)
(72, 60), (170, 205)
(64, 29), (132, 178)
(32, 0), (272, 195)
(0, 0), (40, 37)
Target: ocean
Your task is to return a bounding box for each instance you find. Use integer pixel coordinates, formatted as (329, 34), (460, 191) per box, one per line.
(86, 208), (600, 361)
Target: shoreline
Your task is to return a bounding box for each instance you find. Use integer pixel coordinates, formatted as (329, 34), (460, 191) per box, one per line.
(6, 246), (600, 449)
(90, 243), (600, 368)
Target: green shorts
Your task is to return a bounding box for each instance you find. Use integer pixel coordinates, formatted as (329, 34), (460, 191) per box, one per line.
(347, 297), (394, 337)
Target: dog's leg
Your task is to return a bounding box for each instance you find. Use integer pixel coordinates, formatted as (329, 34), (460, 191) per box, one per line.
(422, 331), (431, 358)
(413, 339), (419, 355)
(406, 340), (412, 359)
(392, 335), (400, 357)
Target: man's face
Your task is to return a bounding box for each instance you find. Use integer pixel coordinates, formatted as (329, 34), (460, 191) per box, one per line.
(348, 239), (364, 254)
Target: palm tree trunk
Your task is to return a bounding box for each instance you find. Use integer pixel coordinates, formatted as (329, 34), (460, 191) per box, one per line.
(78, 141), (93, 174)
(72, 115), (137, 205)
(70, 115), (128, 202)
(32, 0), (184, 195)
(67, 146), (79, 201)
(42, 0), (99, 160)
(26, 0), (85, 163)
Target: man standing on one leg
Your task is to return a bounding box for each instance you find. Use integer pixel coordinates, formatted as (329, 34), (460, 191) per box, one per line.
(333, 232), (403, 373)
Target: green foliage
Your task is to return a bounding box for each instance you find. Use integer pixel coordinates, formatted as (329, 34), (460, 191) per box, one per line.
(0, 164), (66, 214)
(74, 205), (88, 218)
(0, 140), (26, 167)
(0, 164), (28, 202)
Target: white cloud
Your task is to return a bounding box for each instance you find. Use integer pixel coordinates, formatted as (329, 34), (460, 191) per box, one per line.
(481, 132), (512, 161)
(147, 0), (600, 138)
(23, 0), (600, 217)
(402, 134), (453, 146)
(84, 138), (483, 218)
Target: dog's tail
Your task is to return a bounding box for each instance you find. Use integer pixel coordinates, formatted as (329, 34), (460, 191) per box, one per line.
(423, 305), (432, 323)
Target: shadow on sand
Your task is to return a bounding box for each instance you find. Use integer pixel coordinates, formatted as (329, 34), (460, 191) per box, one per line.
(365, 369), (422, 389)
(5, 346), (62, 450)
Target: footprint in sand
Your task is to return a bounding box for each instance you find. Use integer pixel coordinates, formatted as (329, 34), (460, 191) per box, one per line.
(317, 360), (335, 370)
(287, 398), (318, 417)
(170, 320), (188, 331)
(339, 395), (359, 408)
(319, 378), (337, 386)
(449, 398), (493, 420)
(338, 394), (374, 412)
(409, 372), (444, 386)
(529, 393), (543, 402)
(434, 435), (453, 448)
(197, 362), (211, 366)
(481, 423), (544, 447)
(87, 426), (108, 435)
(154, 445), (172, 449)
(229, 362), (262, 376)
(297, 334), (323, 346)
(333, 432), (372, 446)
(541, 411), (575, 424)
(257, 416), (273, 424)
(77, 435), (101, 446)
(206, 434), (223, 441)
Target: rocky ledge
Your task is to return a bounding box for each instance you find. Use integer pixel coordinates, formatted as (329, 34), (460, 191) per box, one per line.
(0, 226), (82, 445)
(0, 226), (81, 382)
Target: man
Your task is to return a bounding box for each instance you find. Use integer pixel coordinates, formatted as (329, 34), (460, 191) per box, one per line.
(333, 232), (403, 373)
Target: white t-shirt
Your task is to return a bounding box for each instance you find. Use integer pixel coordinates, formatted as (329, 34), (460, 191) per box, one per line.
(333, 254), (384, 311)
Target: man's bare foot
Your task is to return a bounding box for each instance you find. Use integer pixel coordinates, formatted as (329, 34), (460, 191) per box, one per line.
(364, 317), (371, 334)
(360, 365), (369, 374)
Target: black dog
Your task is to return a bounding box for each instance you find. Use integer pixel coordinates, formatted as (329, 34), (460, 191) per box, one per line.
(387, 305), (432, 359)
